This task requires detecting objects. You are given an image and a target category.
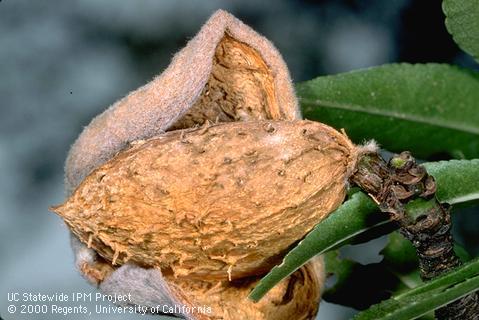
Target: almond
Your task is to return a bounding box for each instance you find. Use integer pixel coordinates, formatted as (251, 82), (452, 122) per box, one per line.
(55, 10), (346, 319)
(53, 120), (356, 280)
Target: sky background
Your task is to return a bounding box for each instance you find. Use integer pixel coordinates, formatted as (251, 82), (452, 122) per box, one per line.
(1, 1), (477, 319)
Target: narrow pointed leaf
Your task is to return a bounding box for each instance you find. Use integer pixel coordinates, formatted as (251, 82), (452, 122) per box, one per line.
(298, 64), (479, 159)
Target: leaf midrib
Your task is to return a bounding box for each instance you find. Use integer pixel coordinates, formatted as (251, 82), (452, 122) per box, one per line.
(301, 98), (479, 135)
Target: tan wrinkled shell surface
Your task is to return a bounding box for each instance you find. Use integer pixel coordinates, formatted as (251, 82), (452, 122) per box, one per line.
(168, 257), (324, 320)
(54, 120), (357, 280)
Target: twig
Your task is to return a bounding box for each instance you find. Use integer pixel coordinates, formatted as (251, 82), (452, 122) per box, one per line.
(350, 151), (479, 320)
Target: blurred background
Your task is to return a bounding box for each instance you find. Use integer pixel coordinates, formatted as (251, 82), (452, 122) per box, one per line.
(1, 0), (477, 319)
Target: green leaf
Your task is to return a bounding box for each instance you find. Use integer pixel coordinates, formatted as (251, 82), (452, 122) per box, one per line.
(381, 232), (418, 273)
(354, 257), (479, 320)
(443, 0), (479, 63)
(298, 64), (479, 159)
(424, 159), (479, 204)
(249, 159), (479, 302)
(324, 250), (357, 295)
